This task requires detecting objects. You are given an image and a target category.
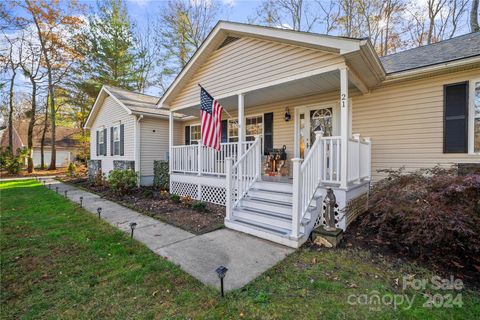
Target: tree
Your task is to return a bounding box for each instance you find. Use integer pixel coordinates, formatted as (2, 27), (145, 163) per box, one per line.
(250, 0), (320, 31)
(2, 36), (20, 151)
(155, 0), (227, 91)
(79, 0), (140, 97)
(19, 31), (46, 172)
(23, 0), (84, 170)
(472, 0), (479, 32)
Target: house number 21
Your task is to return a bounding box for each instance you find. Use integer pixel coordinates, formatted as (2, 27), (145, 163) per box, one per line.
(341, 94), (347, 108)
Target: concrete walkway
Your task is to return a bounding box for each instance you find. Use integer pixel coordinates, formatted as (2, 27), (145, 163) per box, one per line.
(39, 178), (293, 291)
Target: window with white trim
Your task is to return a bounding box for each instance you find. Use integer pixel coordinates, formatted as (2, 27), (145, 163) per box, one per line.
(190, 124), (201, 144)
(227, 115), (263, 142)
(472, 79), (480, 153)
(113, 125), (120, 155)
(98, 129), (105, 155)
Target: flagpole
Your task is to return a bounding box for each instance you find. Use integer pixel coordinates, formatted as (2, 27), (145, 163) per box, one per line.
(198, 83), (237, 122)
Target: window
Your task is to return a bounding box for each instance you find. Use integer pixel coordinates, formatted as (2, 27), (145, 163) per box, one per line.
(190, 125), (201, 144)
(189, 115), (264, 144)
(444, 82), (468, 153)
(471, 79), (480, 153)
(98, 129), (105, 156)
(113, 125), (120, 155)
(245, 116), (263, 141)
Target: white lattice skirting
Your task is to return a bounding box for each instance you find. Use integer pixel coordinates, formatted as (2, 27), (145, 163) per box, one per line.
(170, 181), (227, 206)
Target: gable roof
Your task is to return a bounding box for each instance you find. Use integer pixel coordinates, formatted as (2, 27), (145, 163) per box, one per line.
(380, 32), (480, 74)
(158, 20), (385, 108)
(84, 86), (188, 128)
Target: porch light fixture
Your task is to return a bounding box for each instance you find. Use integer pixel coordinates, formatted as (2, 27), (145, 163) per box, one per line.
(215, 266), (228, 297)
(79, 196), (83, 208)
(97, 207), (102, 219)
(284, 107), (291, 122)
(129, 222), (137, 239)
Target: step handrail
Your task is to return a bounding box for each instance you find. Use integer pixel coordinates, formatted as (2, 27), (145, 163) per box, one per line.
(291, 131), (325, 238)
(225, 136), (262, 221)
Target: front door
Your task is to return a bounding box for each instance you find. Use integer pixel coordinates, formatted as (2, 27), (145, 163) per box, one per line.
(297, 103), (339, 158)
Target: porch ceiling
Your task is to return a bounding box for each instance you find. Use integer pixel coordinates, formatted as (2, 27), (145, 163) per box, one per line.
(178, 70), (359, 117)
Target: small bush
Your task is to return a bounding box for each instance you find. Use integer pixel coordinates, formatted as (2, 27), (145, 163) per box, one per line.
(160, 190), (169, 199)
(92, 170), (107, 187)
(192, 201), (208, 212)
(67, 162), (77, 177)
(361, 167), (480, 268)
(170, 194), (180, 203)
(0, 147), (23, 174)
(153, 160), (169, 190)
(108, 169), (138, 193)
(181, 195), (193, 207)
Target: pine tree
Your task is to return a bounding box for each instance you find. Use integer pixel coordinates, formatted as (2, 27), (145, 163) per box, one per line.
(81, 0), (140, 96)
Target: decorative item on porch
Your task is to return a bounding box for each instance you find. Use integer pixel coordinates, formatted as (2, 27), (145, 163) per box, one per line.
(264, 145), (289, 176)
(312, 188), (344, 247)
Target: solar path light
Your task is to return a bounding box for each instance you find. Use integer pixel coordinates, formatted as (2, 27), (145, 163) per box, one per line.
(215, 266), (228, 297)
(97, 207), (102, 219)
(129, 222), (137, 239)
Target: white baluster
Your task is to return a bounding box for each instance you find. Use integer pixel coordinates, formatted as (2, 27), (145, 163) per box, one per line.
(291, 158), (303, 239)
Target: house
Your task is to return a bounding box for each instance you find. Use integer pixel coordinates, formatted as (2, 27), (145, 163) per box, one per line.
(157, 22), (479, 248)
(0, 121), (82, 167)
(84, 86), (189, 185)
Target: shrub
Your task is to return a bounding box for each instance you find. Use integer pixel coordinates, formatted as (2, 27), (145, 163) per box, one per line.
(108, 169), (138, 193)
(153, 160), (169, 190)
(160, 190), (169, 199)
(361, 167), (480, 267)
(181, 195), (193, 207)
(192, 201), (208, 212)
(0, 147), (23, 174)
(170, 194), (180, 203)
(67, 162), (77, 177)
(92, 170), (107, 187)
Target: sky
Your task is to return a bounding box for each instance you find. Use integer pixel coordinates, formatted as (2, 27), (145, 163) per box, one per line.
(125, 0), (260, 23)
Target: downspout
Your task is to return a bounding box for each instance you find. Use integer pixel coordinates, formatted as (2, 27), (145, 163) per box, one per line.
(135, 115), (143, 186)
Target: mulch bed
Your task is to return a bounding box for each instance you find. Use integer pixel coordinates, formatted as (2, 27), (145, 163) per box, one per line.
(63, 176), (225, 235)
(339, 218), (480, 291)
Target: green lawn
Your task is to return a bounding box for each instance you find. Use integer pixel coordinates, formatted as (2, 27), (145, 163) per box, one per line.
(1, 180), (479, 319)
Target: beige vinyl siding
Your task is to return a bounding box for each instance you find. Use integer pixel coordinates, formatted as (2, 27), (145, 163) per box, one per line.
(139, 117), (183, 177)
(352, 68), (480, 181)
(171, 36), (343, 108)
(90, 96), (135, 174)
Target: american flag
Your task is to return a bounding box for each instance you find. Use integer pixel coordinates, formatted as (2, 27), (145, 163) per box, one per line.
(200, 87), (223, 150)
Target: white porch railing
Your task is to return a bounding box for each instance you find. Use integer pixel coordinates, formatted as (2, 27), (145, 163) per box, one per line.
(171, 141), (254, 176)
(225, 136), (262, 220)
(347, 134), (372, 184)
(291, 132), (371, 238)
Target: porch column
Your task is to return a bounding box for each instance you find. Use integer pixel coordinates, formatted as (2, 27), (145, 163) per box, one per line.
(237, 93), (245, 157)
(168, 111), (173, 174)
(340, 67), (349, 189)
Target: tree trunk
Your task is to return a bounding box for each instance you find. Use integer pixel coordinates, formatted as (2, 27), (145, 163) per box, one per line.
(41, 100), (48, 170)
(472, 0), (479, 32)
(8, 70), (16, 151)
(27, 81), (37, 173)
(48, 72), (56, 170)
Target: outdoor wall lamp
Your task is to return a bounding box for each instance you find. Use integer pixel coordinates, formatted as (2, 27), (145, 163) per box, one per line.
(284, 107), (291, 122)
(129, 222), (137, 239)
(97, 207), (102, 219)
(215, 266), (228, 297)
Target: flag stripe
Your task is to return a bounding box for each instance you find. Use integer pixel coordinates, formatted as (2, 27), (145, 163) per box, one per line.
(200, 88), (223, 151)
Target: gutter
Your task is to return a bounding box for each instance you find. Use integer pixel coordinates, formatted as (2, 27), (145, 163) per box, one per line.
(383, 55), (480, 83)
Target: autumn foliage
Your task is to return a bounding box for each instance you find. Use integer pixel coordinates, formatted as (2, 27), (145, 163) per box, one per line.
(361, 167), (480, 269)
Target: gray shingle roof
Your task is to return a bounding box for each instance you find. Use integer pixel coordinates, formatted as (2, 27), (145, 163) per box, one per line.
(104, 86), (187, 118)
(379, 32), (480, 74)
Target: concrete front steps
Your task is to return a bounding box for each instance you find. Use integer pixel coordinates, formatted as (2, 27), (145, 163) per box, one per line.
(225, 181), (318, 248)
